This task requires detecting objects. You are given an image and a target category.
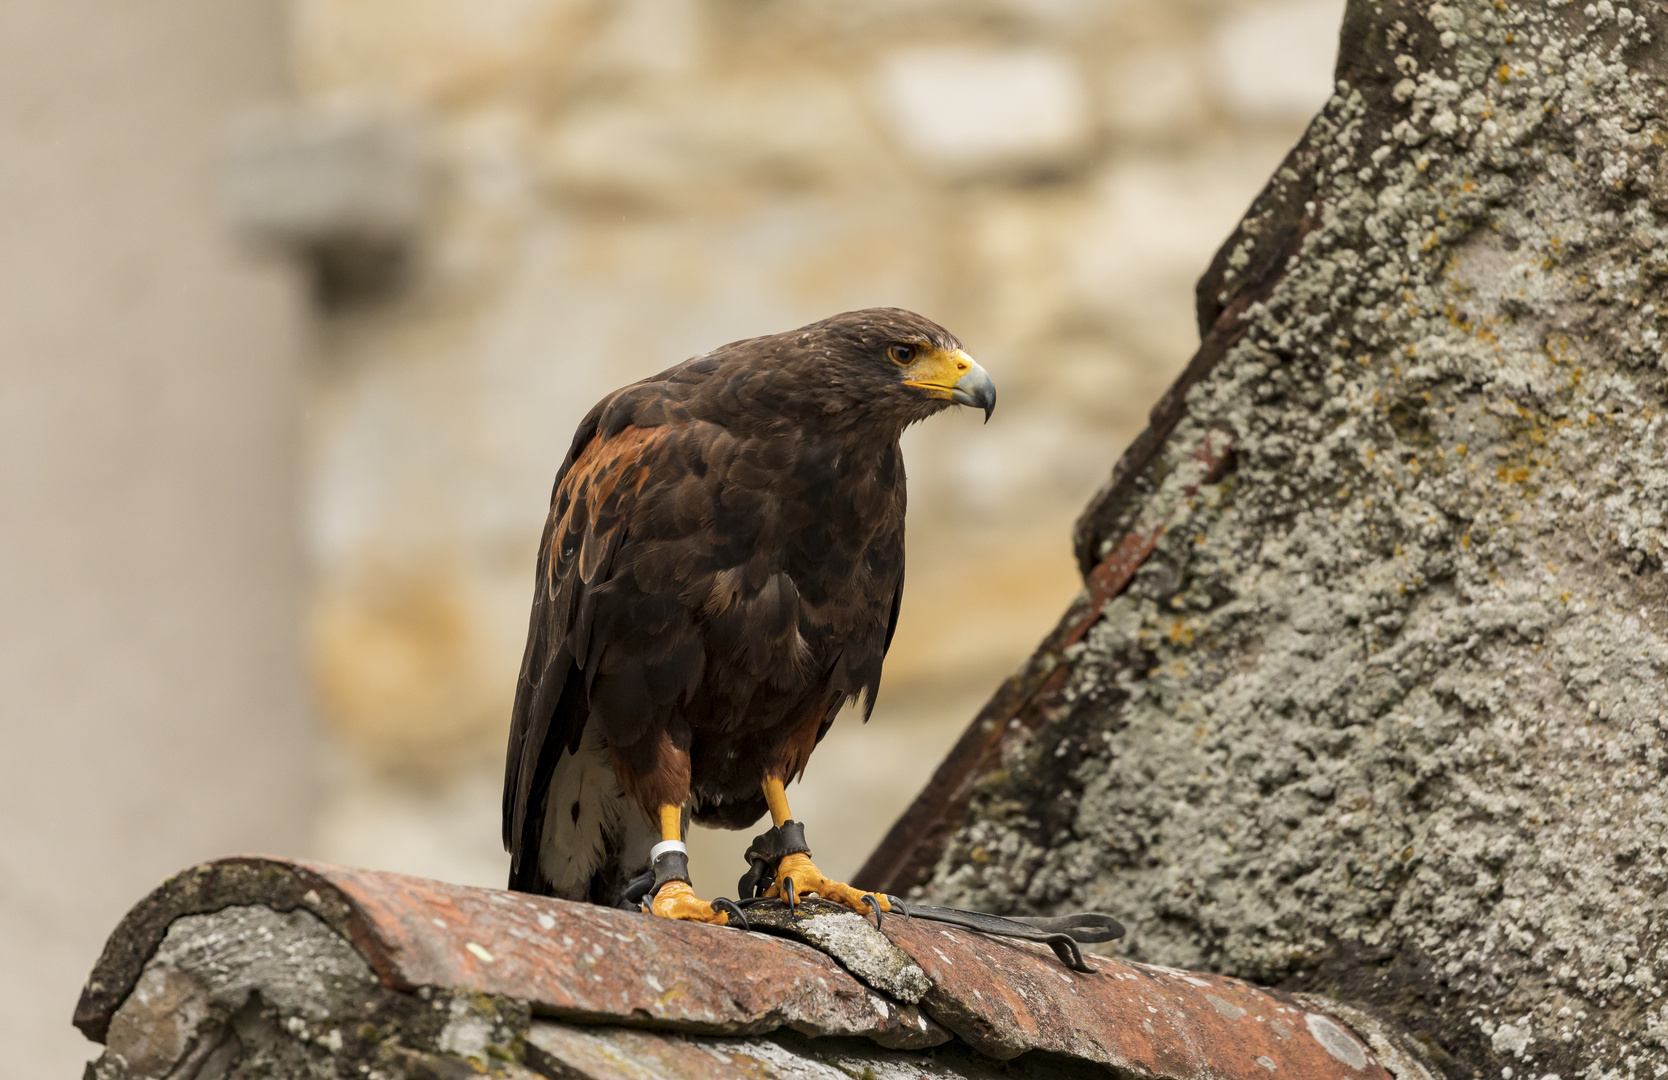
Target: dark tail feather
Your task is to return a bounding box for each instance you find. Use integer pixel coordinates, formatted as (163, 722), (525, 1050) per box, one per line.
(505, 652), (590, 894)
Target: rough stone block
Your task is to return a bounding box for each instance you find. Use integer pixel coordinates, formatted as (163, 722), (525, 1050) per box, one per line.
(875, 46), (1092, 180)
(1208, 0), (1346, 120)
(540, 83), (865, 209)
(223, 102), (432, 248)
(1101, 49), (1207, 141)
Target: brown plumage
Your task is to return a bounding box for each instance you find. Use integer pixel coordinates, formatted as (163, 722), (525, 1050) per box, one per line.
(501, 308), (994, 913)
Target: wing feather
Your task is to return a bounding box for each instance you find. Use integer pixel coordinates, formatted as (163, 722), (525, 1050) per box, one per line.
(502, 403), (681, 887)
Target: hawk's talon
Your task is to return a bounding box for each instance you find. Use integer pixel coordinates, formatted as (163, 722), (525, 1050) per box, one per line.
(861, 893), (884, 929)
(782, 876), (798, 913)
(887, 895), (911, 921)
(647, 880), (732, 925)
(710, 897), (750, 931)
(765, 853), (893, 919)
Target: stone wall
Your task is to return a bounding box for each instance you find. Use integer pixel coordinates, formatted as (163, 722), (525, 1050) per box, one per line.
(286, 0), (1348, 890)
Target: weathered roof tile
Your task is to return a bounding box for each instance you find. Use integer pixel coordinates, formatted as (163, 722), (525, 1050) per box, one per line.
(77, 857), (945, 1049)
(78, 857), (1420, 1079)
(879, 915), (1379, 1075)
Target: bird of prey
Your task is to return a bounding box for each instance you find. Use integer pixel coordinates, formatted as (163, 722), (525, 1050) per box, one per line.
(501, 308), (995, 924)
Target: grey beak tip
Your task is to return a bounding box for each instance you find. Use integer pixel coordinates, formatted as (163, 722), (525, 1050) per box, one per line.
(951, 363), (997, 423)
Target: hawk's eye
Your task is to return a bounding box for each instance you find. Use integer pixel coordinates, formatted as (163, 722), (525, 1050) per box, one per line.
(888, 343), (916, 365)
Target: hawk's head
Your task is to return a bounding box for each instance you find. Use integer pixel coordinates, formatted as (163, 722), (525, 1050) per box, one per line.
(809, 308), (996, 429)
(700, 308), (995, 435)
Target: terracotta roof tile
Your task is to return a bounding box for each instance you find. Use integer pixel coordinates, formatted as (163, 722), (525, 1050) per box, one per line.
(78, 857), (1418, 1079)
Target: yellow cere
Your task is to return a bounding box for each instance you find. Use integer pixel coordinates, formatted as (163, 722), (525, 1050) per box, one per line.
(903, 347), (976, 397)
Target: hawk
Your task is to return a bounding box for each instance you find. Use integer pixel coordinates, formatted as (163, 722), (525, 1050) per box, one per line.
(502, 308), (995, 923)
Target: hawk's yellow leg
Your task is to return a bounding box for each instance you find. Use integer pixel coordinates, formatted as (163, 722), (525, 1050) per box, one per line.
(646, 804), (731, 925)
(761, 778), (891, 916)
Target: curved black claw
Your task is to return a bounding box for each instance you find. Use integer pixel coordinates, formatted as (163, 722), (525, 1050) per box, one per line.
(860, 893), (884, 930)
(887, 895), (911, 922)
(711, 897), (750, 932)
(782, 877), (798, 913)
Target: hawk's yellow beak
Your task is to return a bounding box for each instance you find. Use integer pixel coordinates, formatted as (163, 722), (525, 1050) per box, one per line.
(903, 348), (996, 421)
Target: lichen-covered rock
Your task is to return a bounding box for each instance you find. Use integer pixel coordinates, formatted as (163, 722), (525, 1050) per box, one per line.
(735, 900), (935, 1005)
(924, 2), (1668, 1076)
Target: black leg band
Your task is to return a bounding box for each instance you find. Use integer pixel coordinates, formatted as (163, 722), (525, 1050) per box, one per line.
(771, 820), (811, 857)
(737, 819), (812, 899)
(650, 849), (691, 897)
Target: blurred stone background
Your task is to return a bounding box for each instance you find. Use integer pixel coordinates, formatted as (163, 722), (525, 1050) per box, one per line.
(1, 0), (1341, 1074)
(289, 0), (1346, 891)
